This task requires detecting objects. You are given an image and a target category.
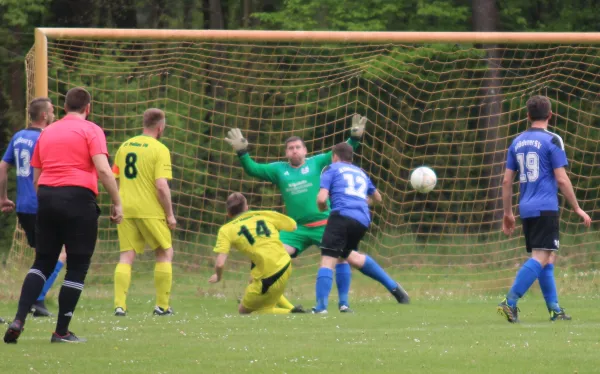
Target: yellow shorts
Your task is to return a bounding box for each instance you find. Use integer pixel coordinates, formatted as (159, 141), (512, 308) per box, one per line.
(241, 263), (292, 312)
(117, 218), (172, 254)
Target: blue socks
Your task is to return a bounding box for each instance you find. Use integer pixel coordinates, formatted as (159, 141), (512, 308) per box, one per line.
(37, 260), (64, 302)
(538, 264), (560, 312)
(359, 255), (397, 292)
(506, 258), (543, 308)
(335, 263), (352, 307)
(315, 268), (334, 311)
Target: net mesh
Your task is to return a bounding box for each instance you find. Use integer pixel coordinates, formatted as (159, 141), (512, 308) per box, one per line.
(13, 37), (600, 299)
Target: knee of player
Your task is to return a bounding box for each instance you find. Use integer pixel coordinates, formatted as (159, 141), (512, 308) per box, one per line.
(238, 304), (251, 315)
(155, 247), (174, 262)
(346, 251), (366, 268)
(119, 250), (137, 265)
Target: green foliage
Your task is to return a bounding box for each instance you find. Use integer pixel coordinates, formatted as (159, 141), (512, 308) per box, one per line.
(0, 0), (49, 27)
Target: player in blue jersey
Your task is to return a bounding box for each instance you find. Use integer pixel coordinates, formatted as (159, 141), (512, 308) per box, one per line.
(311, 142), (410, 313)
(0, 97), (67, 317)
(497, 95), (591, 323)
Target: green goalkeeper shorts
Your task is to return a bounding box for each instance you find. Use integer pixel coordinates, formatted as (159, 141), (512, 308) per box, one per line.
(280, 224), (326, 258)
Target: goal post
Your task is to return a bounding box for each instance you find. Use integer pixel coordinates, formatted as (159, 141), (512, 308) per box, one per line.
(13, 28), (600, 299)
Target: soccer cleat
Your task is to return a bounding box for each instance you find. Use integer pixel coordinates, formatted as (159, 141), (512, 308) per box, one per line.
(290, 305), (307, 313)
(549, 308), (572, 321)
(497, 299), (519, 323)
(0, 317), (5, 324)
(114, 307), (127, 317)
(31, 301), (52, 317)
(51, 331), (87, 343)
(3, 320), (24, 344)
(339, 305), (354, 313)
(311, 307), (328, 314)
(390, 283), (410, 304)
(153, 306), (174, 316)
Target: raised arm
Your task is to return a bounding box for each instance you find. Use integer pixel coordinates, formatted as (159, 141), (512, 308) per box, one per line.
(314, 114), (366, 169)
(225, 128), (279, 183)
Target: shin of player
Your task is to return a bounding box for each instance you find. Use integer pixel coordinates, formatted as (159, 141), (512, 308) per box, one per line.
(113, 109), (176, 317)
(312, 143), (410, 313)
(497, 95), (591, 323)
(209, 193), (306, 315)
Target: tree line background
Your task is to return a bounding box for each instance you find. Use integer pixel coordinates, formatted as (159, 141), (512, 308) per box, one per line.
(1, 0), (599, 259)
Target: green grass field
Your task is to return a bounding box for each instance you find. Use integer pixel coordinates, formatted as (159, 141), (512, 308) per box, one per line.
(1, 266), (599, 374)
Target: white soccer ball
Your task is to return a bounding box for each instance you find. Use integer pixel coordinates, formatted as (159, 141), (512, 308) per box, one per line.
(410, 166), (437, 193)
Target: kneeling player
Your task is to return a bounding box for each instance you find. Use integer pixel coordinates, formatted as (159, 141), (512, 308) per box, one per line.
(312, 143), (409, 313)
(209, 192), (305, 314)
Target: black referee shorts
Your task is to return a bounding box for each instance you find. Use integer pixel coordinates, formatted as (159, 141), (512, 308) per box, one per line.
(522, 211), (560, 253)
(36, 186), (101, 256)
(320, 212), (368, 259)
(17, 213), (37, 248)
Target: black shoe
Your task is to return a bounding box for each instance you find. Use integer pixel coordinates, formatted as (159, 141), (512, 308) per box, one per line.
(290, 305), (307, 313)
(550, 307), (572, 321)
(497, 298), (519, 323)
(390, 283), (410, 304)
(3, 320), (24, 344)
(31, 301), (52, 317)
(114, 307), (127, 317)
(51, 331), (87, 343)
(153, 306), (174, 316)
(339, 305), (354, 313)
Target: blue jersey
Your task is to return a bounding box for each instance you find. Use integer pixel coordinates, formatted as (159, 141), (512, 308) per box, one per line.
(320, 162), (376, 228)
(506, 128), (568, 219)
(2, 128), (42, 214)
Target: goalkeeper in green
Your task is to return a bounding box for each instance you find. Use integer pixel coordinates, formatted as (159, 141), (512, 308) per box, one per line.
(224, 115), (367, 313)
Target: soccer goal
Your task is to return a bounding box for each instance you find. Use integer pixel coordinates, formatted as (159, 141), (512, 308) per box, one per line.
(11, 28), (599, 298)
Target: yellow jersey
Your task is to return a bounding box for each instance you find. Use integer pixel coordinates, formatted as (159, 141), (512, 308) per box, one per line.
(213, 210), (296, 280)
(112, 135), (172, 218)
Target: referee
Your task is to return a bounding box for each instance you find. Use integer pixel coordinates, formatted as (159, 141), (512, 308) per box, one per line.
(4, 87), (123, 344)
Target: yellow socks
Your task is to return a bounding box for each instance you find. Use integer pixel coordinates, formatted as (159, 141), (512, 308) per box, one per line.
(154, 262), (173, 310)
(114, 263), (132, 310)
(277, 295), (294, 310)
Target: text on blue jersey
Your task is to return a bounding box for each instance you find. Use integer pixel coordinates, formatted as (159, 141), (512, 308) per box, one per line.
(505, 128), (568, 219)
(320, 162), (376, 228)
(1, 128), (42, 214)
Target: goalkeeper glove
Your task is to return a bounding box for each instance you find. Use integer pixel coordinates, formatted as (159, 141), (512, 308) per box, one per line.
(224, 128), (249, 154)
(351, 113), (367, 139)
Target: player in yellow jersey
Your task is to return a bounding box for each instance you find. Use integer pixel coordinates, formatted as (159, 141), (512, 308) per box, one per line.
(209, 192), (306, 314)
(111, 108), (176, 316)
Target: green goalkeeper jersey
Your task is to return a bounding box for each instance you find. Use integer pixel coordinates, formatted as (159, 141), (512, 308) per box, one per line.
(238, 138), (360, 226)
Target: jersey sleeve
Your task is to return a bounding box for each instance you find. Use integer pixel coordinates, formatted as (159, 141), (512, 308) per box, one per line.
(319, 166), (334, 190)
(550, 136), (568, 169)
(266, 211), (297, 232)
(88, 125), (109, 158)
(155, 145), (173, 180)
(112, 147), (121, 179)
(2, 137), (15, 165)
(238, 153), (279, 184)
(213, 226), (232, 254)
(31, 139), (42, 169)
(505, 143), (518, 171)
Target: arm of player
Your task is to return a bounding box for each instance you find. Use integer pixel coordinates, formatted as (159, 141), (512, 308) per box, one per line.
(317, 188), (330, 212)
(367, 190), (383, 206)
(0, 161), (15, 213)
(33, 168), (41, 193)
(225, 128), (279, 183)
(92, 154), (123, 224)
(156, 178), (176, 229)
(209, 253), (228, 283)
(269, 212), (297, 232)
(313, 114), (366, 169)
(501, 168), (517, 236)
(555, 167), (592, 227)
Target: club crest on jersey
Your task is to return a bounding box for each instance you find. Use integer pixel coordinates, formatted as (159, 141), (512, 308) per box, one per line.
(284, 171), (290, 176)
(301, 166), (309, 174)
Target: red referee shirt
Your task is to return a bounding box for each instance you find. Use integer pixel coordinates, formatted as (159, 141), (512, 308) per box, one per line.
(31, 114), (109, 195)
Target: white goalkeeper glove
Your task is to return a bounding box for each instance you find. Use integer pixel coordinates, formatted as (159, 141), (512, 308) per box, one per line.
(224, 128), (249, 153)
(351, 113), (367, 139)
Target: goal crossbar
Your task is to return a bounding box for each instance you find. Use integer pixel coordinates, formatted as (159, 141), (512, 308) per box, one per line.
(34, 28), (600, 98)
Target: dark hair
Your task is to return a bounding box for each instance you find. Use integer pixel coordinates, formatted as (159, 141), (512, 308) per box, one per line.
(28, 97), (51, 122)
(226, 192), (247, 217)
(143, 108), (165, 128)
(527, 95), (552, 122)
(333, 142), (353, 162)
(285, 136), (305, 147)
(65, 87), (91, 113)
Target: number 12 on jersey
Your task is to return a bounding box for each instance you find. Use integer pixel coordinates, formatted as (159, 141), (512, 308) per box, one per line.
(343, 173), (367, 199)
(516, 152), (539, 183)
